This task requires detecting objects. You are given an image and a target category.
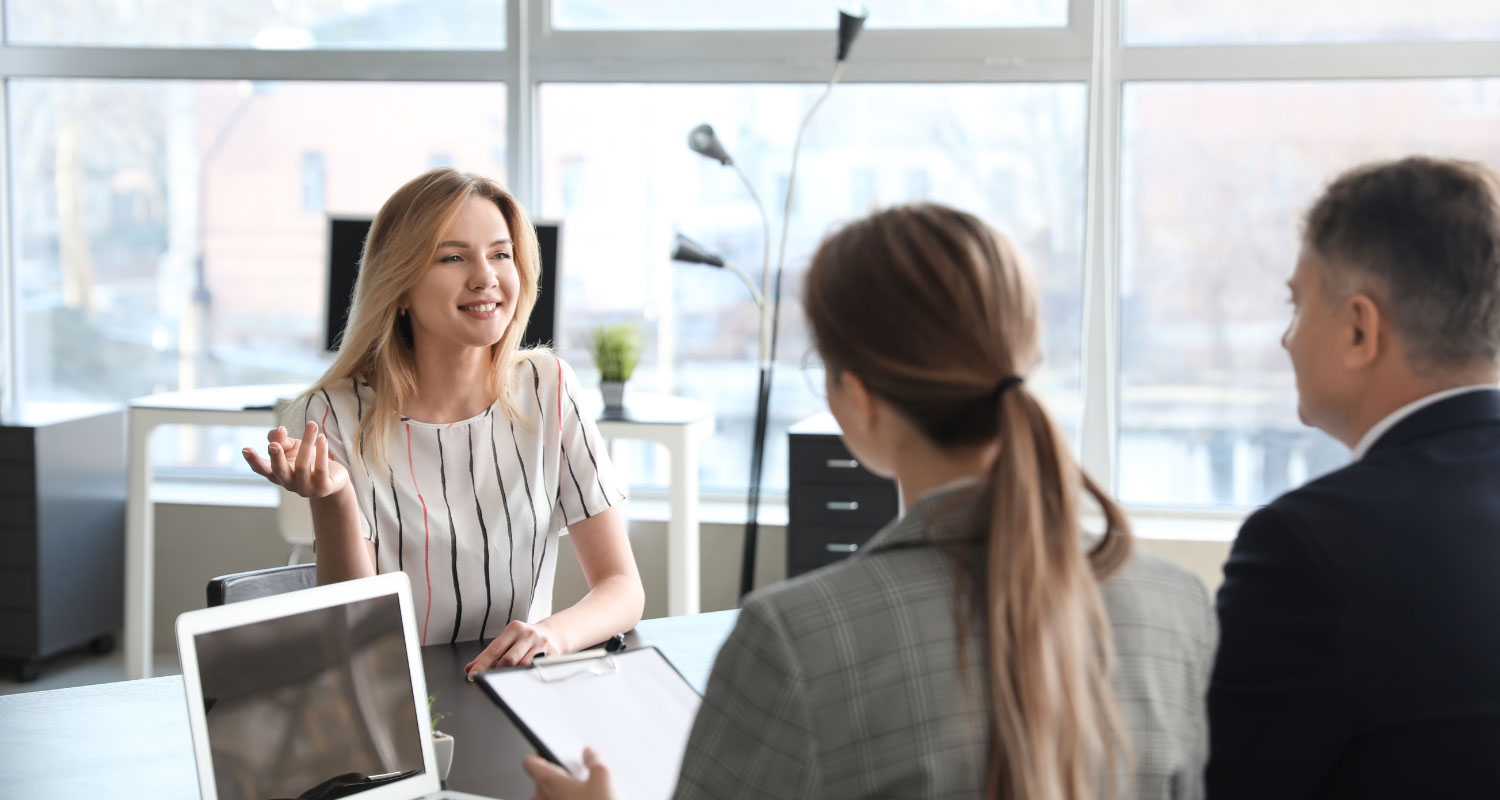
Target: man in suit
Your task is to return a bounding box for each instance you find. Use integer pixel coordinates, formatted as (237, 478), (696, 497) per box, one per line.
(1208, 156), (1500, 798)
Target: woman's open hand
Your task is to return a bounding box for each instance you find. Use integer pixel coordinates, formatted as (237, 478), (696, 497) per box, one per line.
(242, 421), (350, 499)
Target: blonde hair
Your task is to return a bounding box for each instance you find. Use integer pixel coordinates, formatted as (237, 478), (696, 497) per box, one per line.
(803, 203), (1133, 800)
(303, 168), (542, 469)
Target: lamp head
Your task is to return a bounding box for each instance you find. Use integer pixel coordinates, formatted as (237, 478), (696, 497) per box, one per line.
(837, 5), (868, 61)
(687, 124), (734, 166)
(670, 233), (726, 268)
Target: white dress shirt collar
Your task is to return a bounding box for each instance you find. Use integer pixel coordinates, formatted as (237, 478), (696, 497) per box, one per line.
(1350, 384), (1498, 461)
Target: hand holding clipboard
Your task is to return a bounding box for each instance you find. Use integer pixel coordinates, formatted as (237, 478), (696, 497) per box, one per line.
(477, 646), (699, 800)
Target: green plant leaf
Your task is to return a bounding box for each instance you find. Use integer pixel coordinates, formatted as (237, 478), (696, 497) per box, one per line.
(588, 323), (644, 382)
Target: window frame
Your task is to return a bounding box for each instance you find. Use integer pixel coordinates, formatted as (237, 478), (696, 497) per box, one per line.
(2, 0), (1500, 509)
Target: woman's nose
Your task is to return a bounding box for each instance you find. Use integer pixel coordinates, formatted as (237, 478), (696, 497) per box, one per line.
(470, 264), (499, 291)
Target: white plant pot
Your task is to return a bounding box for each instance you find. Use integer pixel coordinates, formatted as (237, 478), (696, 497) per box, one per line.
(601, 380), (627, 411)
(432, 731), (454, 783)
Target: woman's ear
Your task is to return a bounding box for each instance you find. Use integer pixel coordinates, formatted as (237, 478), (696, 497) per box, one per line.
(838, 370), (879, 436)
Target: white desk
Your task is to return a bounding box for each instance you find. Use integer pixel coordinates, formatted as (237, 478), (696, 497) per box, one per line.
(123, 385), (713, 679)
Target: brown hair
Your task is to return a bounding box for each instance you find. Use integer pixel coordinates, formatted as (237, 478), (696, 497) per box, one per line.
(803, 203), (1133, 800)
(1304, 156), (1500, 370)
(304, 167), (542, 468)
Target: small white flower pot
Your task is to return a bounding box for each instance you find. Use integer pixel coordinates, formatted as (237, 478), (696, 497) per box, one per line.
(432, 730), (454, 783)
(601, 381), (627, 411)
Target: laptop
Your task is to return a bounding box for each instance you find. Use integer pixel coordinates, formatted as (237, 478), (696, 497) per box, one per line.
(176, 571), (499, 800)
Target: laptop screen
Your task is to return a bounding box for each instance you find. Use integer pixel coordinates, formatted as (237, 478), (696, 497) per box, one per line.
(191, 593), (426, 800)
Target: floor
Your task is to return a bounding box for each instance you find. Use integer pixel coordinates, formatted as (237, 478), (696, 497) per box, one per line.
(0, 646), (180, 697)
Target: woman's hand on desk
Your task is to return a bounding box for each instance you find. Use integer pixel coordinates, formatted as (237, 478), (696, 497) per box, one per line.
(523, 747), (618, 800)
(465, 619), (565, 678)
(242, 421), (350, 499)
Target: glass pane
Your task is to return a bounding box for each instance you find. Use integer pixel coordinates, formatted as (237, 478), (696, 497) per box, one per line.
(12, 79), (508, 470)
(552, 0), (1065, 31)
(540, 83), (1087, 494)
(1126, 0), (1500, 45)
(1118, 79), (1500, 507)
(6, 0), (506, 49)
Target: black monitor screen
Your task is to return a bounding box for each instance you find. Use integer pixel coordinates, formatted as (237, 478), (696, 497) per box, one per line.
(192, 594), (424, 800)
(326, 217), (559, 351)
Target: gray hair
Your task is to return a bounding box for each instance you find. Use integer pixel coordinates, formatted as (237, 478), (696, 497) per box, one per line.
(1304, 156), (1500, 370)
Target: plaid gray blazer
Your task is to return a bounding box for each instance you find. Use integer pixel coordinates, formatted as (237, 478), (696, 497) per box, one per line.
(674, 482), (1216, 799)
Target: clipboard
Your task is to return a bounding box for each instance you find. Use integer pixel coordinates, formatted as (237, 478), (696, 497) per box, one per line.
(477, 646), (701, 799)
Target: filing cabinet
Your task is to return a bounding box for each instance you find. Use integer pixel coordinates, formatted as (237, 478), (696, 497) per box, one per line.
(786, 414), (899, 578)
(0, 404), (126, 682)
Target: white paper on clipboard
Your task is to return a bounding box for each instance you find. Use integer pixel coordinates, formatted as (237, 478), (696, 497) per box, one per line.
(480, 646), (702, 800)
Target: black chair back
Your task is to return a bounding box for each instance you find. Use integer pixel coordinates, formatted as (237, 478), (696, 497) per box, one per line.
(206, 563), (317, 607)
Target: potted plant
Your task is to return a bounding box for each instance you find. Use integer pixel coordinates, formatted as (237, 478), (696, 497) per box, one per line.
(589, 323), (644, 411)
(429, 694), (454, 783)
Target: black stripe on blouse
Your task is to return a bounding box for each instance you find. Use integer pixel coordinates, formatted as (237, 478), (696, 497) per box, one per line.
(565, 384), (611, 502)
(467, 423), (495, 640)
(510, 417), (539, 616)
(488, 409), (518, 628)
(436, 428), (463, 645)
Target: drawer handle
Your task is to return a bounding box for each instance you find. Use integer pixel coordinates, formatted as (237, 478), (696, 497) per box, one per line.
(825, 501), (860, 512)
(825, 543), (859, 553)
(826, 458), (860, 469)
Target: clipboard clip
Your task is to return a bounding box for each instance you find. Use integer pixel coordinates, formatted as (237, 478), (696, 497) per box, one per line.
(532, 648), (619, 683)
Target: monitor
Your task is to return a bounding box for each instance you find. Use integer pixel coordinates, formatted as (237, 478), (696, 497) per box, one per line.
(326, 217), (560, 352)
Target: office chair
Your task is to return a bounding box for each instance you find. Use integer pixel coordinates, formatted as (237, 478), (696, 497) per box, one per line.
(206, 563), (317, 607)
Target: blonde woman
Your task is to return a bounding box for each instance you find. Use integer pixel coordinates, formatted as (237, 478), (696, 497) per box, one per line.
(525, 204), (1215, 799)
(244, 168), (643, 675)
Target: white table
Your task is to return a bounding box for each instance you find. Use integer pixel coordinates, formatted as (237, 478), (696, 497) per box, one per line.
(593, 394), (714, 620)
(123, 385), (713, 679)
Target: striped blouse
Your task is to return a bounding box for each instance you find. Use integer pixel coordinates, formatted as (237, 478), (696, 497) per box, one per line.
(293, 352), (625, 646)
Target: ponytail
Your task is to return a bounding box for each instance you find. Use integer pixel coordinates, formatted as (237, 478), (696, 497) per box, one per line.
(975, 382), (1132, 800)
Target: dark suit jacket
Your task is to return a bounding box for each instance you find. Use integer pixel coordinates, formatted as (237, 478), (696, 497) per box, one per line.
(1207, 389), (1500, 799)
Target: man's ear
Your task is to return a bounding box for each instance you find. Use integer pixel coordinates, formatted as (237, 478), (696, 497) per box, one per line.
(1342, 292), (1383, 371)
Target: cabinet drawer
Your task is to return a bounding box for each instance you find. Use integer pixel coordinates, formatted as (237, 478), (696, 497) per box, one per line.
(0, 570), (33, 608)
(0, 608), (36, 653)
(0, 428), (34, 463)
(0, 462), (35, 496)
(788, 553), (845, 579)
(789, 436), (887, 486)
(789, 484), (898, 529)
(787, 525), (880, 568)
(0, 530), (33, 568)
(0, 502), (36, 532)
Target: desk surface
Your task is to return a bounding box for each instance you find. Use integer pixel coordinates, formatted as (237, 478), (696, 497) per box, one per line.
(129, 384), (308, 413)
(0, 610), (738, 800)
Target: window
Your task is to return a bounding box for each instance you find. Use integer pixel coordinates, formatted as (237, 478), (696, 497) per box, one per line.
(7, 1), (1500, 513)
(1125, 0), (1500, 45)
(302, 153), (327, 212)
(5, 0), (507, 49)
(11, 79), (506, 471)
(539, 82), (1087, 493)
(551, 0), (1067, 31)
(1117, 79), (1500, 506)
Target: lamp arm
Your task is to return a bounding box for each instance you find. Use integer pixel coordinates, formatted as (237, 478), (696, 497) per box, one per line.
(721, 262), (765, 310)
(771, 60), (847, 362)
(730, 160), (774, 368)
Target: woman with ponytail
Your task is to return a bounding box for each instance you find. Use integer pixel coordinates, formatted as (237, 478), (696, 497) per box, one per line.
(526, 204), (1215, 800)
